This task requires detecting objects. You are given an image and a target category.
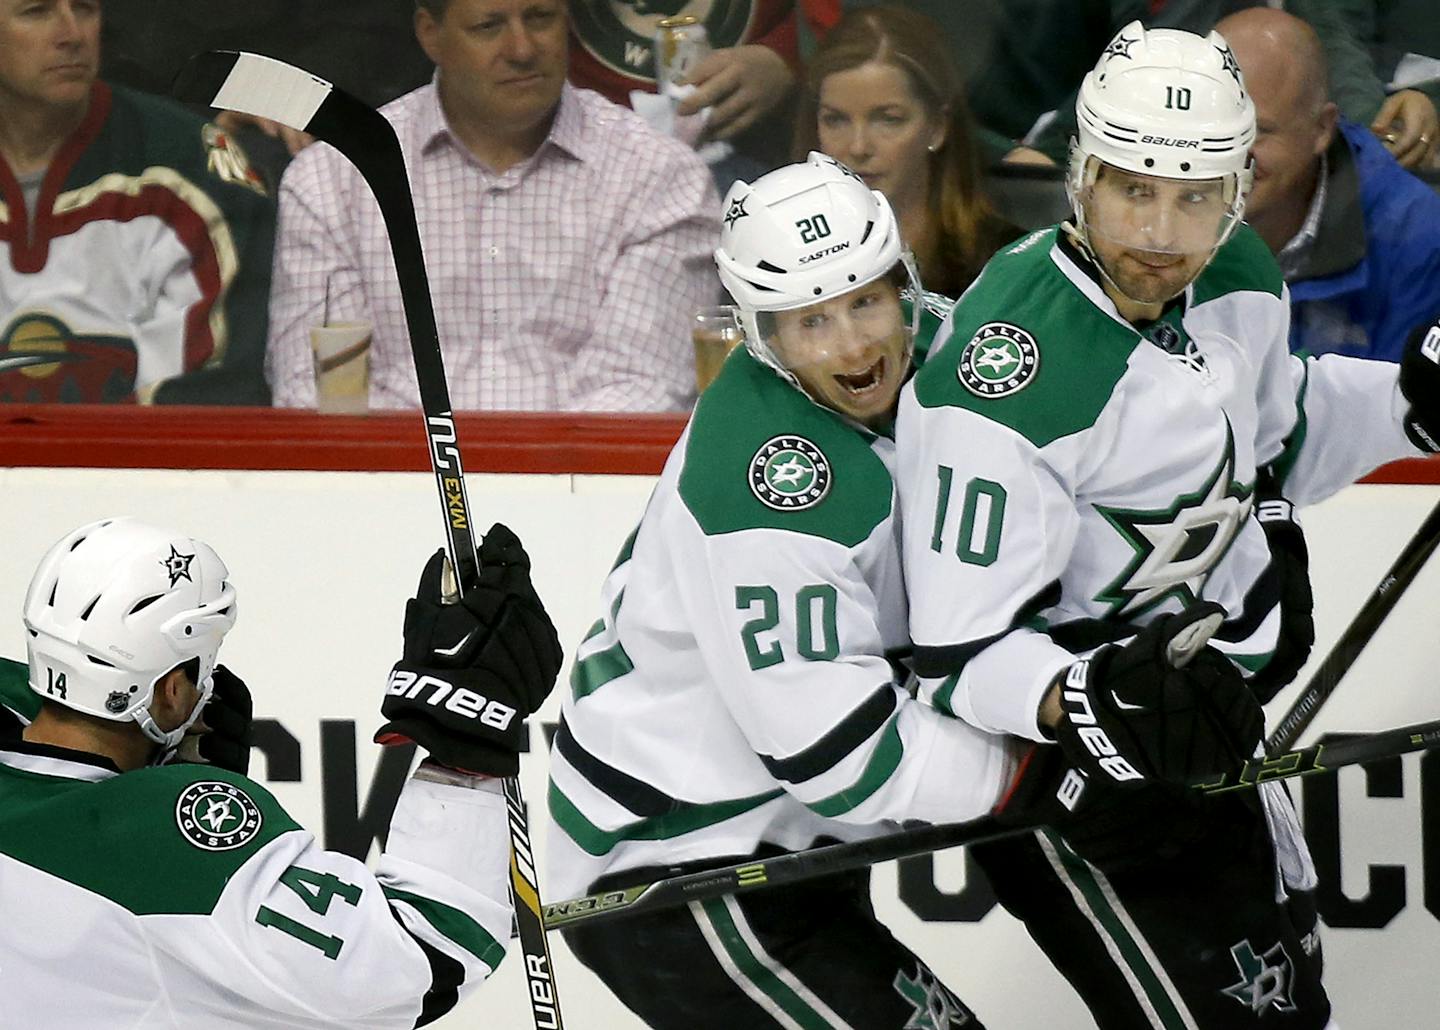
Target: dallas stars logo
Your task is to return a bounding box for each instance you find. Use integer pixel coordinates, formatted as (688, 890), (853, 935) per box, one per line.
(724, 195), (749, 229)
(893, 963), (973, 1028)
(1103, 32), (1137, 62)
(957, 322), (1039, 398)
(1094, 422), (1253, 616)
(161, 545), (195, 587)
(748, 435), (832, 511)
(1216, 43), (1244, 86)
(175, 781), (263, 852)
(1221, 939), (1297, 1015)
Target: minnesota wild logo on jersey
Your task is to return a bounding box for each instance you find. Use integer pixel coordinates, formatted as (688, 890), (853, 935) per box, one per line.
(175, 780), (263, 851)
(957, 322), (1040, 398)
(1095, 424), (1254, 616)
(749, 435), (832, 510)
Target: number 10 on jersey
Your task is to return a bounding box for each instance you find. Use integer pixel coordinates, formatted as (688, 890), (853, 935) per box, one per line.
(929, 466), (1007, 567)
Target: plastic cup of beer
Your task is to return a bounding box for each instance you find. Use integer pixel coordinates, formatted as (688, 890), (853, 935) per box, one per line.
(309, 321), (371, 413)
(693, 306), (743, 393)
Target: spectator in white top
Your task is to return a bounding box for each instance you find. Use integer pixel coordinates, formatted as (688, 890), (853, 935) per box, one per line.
(266, 0), (720, 412)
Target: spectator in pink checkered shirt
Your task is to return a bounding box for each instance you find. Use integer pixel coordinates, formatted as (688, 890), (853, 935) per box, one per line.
(265, 0), (720, 412)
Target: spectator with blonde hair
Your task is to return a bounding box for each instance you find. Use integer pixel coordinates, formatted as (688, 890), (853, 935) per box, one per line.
(793, 5), (1021, 298)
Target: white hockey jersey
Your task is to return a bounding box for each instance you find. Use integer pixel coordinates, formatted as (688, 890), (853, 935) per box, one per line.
(546, 326), (1018, 902)
(897, 224), (1419, 743)
(0, 660), (511, 1029)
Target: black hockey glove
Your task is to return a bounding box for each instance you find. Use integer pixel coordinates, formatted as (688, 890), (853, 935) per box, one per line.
(994, 744), (1208, 870)
(1050, 603), (1264, 787)
(1400, 314), (1440, 454)
(177, 665), (254, 775)
(375, 524), (563, 777)
(1249, 487), (1315, 704)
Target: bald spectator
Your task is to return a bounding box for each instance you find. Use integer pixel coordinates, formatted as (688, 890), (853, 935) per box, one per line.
(1219, 7), (1440, 361)
(266, 0), (720, 412)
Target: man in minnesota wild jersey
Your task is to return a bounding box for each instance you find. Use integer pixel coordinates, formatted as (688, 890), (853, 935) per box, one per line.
(0, 516), (561, 1028)
(546, 153), (1022, 1028)
(897, 22), (1440, 1030)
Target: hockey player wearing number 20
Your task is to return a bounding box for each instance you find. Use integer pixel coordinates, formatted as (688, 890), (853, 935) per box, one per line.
(897, 23), (1438, 1030)
(547, 153), (1018, 1028)
(0, 516), (562, 1028)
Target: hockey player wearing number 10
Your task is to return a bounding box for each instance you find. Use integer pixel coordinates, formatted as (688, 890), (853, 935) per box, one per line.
(897, 23), (1440, 1029)
(546, 153), (1017, 1028)
(0, 516), (562, 1028)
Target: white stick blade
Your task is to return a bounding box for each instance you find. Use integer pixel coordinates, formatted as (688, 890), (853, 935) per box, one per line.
(183, 51), (333, 134)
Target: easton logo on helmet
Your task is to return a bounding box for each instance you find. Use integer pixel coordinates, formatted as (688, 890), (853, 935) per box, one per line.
(798, 241), (851, 264)
(958, 323), (1040, 398)
(175, 780), (263, 851)
(749, 435), (832, 511)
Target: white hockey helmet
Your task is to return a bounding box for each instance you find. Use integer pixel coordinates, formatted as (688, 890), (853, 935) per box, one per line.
(714, 152), (921, 384)
(22, 517), (236, 751)
(1069, 22), (1256, 256)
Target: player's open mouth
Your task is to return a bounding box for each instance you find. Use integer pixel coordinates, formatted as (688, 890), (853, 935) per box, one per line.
(835, 358), (885, 396)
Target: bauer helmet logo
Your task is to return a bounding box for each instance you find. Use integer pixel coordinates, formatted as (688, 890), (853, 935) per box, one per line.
(958, 323), (1039, 398)
(749, 435), (832, 511)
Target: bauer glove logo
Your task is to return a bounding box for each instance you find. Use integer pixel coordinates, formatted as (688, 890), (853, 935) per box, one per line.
(386, 669), (517, 730)
(1062, 661), (1144, 783)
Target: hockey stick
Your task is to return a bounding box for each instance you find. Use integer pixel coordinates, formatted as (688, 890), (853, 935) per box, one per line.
(174, 52), (563, 1028)
(543, 715), (1440, 930)
(1268, 497), (1440, 751)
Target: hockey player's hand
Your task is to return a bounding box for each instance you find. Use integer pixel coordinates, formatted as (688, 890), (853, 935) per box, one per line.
(1249, 485), (1315, 704)
(375, 524), (562, 777)
(994, 744), (1212, 871)
(1049, 604), (1263, 787)
(1400, 315), (1440, 454)
(177, 665), (254, 775)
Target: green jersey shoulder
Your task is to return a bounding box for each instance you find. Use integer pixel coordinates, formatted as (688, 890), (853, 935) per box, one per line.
(0, 758), (300, 916)
(913, 227), (1139, 448)
(0, 657), (39, 723)
(679, 348), (893, 548)
(1191, 222), (1285, 305)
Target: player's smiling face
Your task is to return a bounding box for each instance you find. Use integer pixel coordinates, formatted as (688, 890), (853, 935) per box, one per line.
(1082, 165), (1229, 308)
(769, 278), (910, 429)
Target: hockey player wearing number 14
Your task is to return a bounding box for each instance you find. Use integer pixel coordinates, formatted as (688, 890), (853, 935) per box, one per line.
(545, 153), (1018, 1028)
(0, 516), (562, 1028)
(897, 23), (1440, 1030)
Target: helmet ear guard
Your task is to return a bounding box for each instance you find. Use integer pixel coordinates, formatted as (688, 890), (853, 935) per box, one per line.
(23, 517), (237, 754)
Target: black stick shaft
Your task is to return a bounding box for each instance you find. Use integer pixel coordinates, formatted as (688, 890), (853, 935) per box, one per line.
(544, 715), (1440, 931)
(1268, 497), (1440, 751)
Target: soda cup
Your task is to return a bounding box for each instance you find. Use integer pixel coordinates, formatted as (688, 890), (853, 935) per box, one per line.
(655, 15), (711, 98)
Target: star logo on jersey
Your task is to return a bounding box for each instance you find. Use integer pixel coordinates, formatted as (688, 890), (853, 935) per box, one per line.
(749, 435), (832, 511)
(957, 322), (1039, 398)
(175, 781), (264, 851)
(724, 195), (750, 229)
(1216, 43), (1244, 86)
(1221, 939), (1297, 1015)
(893, 963), (974, 1028)
(1103, 32), (1137, 63)
(161, 545), (195, 587)
(1094, 422), (1253, 617)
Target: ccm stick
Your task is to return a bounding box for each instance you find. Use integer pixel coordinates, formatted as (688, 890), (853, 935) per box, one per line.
(174, 52), (563, 1028)
(1268, 496), (1440, 751)
(543, 715), (1440, 930)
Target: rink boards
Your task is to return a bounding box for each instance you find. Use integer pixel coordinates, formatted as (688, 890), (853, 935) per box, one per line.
(2, 411), (1438, 1029)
